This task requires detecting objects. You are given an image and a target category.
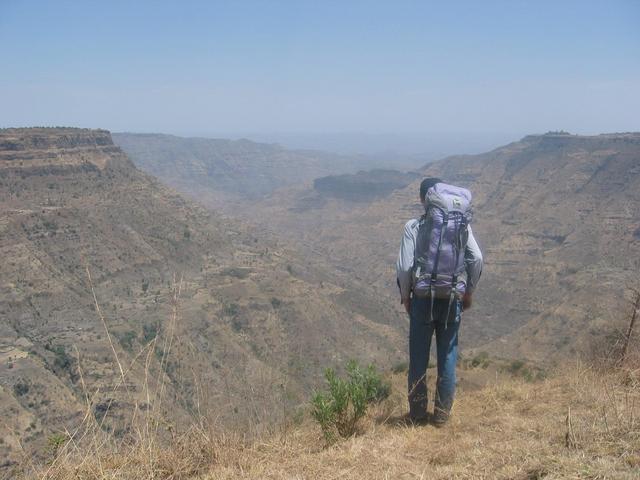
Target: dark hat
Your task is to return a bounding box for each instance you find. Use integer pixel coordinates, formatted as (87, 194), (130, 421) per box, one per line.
(419, 177), (443, 200)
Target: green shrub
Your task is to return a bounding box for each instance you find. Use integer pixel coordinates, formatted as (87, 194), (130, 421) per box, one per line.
(508, 359), (525, 374)
(231, 314), (247, 332)
(311, 360), (390, 443)
(470, 351), (490, 369)
(116, 330), (136, 352)
(48, 433), (67, 455)
(220, 267), (249, 279)
(505, 360), (546, 382)
(142, 323), (158, 344)
(47, 344), (73, 373)
(270, 297), (282, 309)
(42, 219), (58, 231)
(13, 379), (29, 396)
(222, 302), (240, 317)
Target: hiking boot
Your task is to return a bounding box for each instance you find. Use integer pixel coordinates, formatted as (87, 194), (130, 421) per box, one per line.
(432, 407), (449, 427)
(408, 400), (428, 424)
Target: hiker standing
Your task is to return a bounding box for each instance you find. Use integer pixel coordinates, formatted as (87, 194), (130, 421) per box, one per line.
(396, 178), (483, 425)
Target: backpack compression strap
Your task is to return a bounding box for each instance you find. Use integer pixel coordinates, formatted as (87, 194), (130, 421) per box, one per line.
(444, 214), (467, 328)
(429, 206), (448, 323)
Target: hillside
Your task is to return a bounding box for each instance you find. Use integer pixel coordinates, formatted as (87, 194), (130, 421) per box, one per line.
(112, 133), (411, 211)
(226, 133), (640, 361)
(0, 128), (406, 469)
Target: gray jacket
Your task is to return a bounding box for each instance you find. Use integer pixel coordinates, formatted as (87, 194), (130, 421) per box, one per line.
(396, 218), (483, 302)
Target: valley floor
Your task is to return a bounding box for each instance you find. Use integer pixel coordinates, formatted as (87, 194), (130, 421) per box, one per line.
(29, 363), (639, 480)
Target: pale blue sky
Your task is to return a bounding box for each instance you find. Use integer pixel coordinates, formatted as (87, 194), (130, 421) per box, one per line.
(1, 0), (639, 146)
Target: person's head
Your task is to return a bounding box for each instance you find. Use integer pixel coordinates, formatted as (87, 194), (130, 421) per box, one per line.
(419, 177), (443, 206)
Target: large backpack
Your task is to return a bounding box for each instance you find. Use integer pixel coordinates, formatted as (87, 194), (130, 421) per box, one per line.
(412, 182), (473, 321)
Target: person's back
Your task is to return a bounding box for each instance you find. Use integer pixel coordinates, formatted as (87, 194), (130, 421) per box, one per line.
(396, 177), (483, 424)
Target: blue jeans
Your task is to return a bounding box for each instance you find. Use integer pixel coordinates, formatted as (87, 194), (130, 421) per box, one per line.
(408, 296), (461, 419)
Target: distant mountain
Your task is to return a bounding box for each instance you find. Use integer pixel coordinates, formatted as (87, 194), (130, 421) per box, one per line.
(112, 133), (420, 211)
(236, 132), (640, 362)
(0, 128), (405, 468)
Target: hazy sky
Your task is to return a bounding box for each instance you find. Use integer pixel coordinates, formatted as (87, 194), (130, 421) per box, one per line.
(1, 0), (639, 141)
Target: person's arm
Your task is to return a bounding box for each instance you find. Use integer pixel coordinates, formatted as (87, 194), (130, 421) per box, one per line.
(396, 220), (417, 313)
(463, 225), (483, 309)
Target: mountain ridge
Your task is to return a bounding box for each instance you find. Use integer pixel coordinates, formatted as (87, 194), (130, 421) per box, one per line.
(112, 132), (428, 212)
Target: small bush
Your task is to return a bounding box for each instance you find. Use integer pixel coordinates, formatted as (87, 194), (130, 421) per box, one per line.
(48, 433), (67, 455)
(505, 360), (547, 383)
(142, 323), (158, 344)
(222, 302), (240, 317)
(220, 267), (249, 279)
(508, 359), (525, 374)
(311, 360), (390, 443)
(230, 314), (248, 332)
(48, 344), (73, 373)
(116, 330), (136, 352)
(270, 297), (282, 309)
(13, 379), (29, 396)
(470, 351), (490, 369)
(42, 219), (58, 231)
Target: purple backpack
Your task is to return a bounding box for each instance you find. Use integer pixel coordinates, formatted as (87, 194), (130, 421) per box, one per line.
(413, 182), (473, 319)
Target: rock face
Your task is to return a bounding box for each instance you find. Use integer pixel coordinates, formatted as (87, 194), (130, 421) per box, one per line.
(0, 127), (131, 173)
(0, 128), (404, 469)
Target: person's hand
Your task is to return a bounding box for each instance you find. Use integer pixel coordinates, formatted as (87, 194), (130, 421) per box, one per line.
(402, 297), (411, 314)
(462, 292), (473, 310)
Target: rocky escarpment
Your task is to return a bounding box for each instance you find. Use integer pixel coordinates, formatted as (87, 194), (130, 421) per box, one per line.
(0, 127), (113, 150)
(0, 128), (133, 176)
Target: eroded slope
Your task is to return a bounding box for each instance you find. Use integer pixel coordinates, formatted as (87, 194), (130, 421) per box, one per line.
(0, 128), (405, 468)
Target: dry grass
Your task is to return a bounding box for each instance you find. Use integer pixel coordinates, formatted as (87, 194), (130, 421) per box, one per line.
(196, 363), (639, 480)
(21, 362), (638, 480)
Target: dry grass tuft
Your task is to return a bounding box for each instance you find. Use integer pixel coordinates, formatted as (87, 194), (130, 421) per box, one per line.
(41, 429), (250, 480)
(21, 361), (638, 480)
